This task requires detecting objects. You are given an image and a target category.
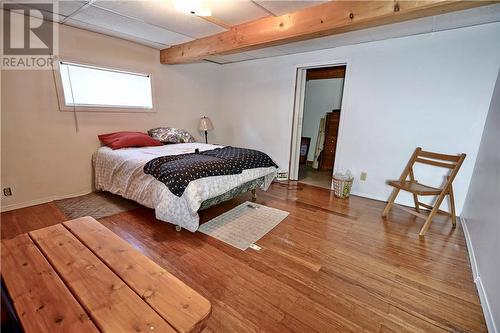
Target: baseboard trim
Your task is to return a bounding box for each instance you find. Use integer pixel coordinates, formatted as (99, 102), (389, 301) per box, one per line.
(461, 216), (497, 333)
(349, 191), (387, 203)
(461, 217), (479, 280)
(0, 189), (93, 213)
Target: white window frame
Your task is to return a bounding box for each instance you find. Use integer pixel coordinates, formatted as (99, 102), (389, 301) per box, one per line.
(54, 59), (156, 113)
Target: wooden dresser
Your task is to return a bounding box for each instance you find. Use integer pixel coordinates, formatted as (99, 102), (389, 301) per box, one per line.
(319, 110), (340, 171)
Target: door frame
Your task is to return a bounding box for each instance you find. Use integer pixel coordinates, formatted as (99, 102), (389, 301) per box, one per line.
(289, 59), (351, 186)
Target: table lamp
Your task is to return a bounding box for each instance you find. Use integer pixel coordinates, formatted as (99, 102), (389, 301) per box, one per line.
(198, 116), (214, 144)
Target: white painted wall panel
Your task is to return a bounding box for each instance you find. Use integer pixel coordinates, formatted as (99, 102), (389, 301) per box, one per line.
(461, 70), (500, 333)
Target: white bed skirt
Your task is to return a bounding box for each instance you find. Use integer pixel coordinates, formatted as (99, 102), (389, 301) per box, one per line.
(93, 143), (277, 231)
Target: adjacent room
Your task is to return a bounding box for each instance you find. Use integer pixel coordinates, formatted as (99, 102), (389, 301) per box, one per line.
(297, 65), (346, 189)
(1, 1), (499, 332)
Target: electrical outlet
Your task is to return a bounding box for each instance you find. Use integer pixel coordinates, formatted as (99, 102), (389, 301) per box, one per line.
(3, 187), (12, 196)
(360, 172), (367, 181)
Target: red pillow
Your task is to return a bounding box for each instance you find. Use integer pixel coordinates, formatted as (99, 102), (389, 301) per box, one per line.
(98, 131), (163, 150)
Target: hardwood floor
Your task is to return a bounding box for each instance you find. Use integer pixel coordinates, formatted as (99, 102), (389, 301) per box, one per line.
(1, 182), (486, 332)
(1, 202), (67, 239)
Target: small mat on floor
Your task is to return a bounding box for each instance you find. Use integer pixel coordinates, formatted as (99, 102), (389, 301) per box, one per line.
(55, 192), (138, 220)
(198, 201), (289, 250)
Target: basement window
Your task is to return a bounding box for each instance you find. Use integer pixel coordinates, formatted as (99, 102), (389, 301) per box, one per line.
(58, 61), (153, 111)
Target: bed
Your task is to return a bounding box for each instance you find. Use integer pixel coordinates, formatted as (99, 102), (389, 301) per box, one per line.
(93, 143), (277, 231)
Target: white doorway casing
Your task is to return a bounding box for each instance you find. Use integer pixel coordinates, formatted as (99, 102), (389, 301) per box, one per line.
(289, 60), (351, 187)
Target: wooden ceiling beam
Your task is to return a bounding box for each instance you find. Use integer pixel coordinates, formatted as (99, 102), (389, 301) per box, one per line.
(160, 1), (497, 64)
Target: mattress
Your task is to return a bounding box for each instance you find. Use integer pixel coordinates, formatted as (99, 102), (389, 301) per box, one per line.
(93, 143), (277, 231)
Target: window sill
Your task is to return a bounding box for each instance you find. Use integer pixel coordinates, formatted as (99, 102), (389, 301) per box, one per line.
(58, 106), (157, 113)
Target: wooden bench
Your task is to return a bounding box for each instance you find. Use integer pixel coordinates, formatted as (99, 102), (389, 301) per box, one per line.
(1, 216), (211, 333)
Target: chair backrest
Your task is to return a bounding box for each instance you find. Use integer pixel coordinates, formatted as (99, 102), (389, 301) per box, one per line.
(414, 148), (465, 169)
(407, 147), (466, 189)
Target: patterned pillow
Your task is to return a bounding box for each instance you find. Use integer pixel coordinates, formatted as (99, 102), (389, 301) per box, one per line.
(148, 127), (196, 144)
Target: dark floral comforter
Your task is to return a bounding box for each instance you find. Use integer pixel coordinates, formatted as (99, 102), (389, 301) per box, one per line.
(143, 146), (277, 197)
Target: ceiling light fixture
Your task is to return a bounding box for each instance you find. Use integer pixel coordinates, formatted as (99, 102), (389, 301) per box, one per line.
(173, 0), (212, 16)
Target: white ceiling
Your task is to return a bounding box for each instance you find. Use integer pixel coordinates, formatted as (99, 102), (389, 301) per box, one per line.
(6, 0), (328, 49)
(211, 0), (269, 26)
(93, 1), (226, 38)
(253, 0), (325, 16)
(5, 1), (500, 64)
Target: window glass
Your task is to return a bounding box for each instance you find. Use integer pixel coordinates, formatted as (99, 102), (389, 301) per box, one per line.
(59, 61), (153, 109)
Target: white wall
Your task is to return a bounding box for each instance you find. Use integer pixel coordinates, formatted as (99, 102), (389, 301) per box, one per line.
(461, 70), (500, 333)
(2, 20), (499, 217)
(1, 24), (220, 211)
(302, 78), (344, 161)
(214, 22), (500, 214)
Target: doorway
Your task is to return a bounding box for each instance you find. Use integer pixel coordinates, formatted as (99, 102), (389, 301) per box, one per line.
(290, 65), (346, 189)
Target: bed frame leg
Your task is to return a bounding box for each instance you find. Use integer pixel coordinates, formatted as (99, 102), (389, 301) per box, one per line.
(251, 189), (257, 201)
(175, 225), (182, 232)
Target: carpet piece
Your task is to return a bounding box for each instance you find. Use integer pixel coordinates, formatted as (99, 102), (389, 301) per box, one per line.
(55, 192), (138, 220)
(198, 201), (289, 250)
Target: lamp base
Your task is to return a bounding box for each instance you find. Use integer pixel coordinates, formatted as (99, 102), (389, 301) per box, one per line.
(204, 130), (208, 144)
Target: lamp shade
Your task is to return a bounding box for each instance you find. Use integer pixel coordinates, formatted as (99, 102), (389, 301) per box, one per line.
(198, 116), (214, 131)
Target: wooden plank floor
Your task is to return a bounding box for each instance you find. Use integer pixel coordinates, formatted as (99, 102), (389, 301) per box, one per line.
(1, 182), (486, 332)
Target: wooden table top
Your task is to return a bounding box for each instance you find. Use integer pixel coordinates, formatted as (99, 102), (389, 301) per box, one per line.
(1, 216), (211, 333)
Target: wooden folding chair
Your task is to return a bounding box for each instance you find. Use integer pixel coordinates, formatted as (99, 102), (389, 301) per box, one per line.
(382, 147), (466, 238)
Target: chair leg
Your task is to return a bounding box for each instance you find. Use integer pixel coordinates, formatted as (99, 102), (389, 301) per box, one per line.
(382, 188), (400, 217)
(419, 193), (447, 238)
(412, 194), (420, 213)
(409, 169), (419, 213)
(448, 185), (457, 228)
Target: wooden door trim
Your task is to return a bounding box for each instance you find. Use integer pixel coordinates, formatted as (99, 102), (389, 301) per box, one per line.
(289, 59), (351, 184)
